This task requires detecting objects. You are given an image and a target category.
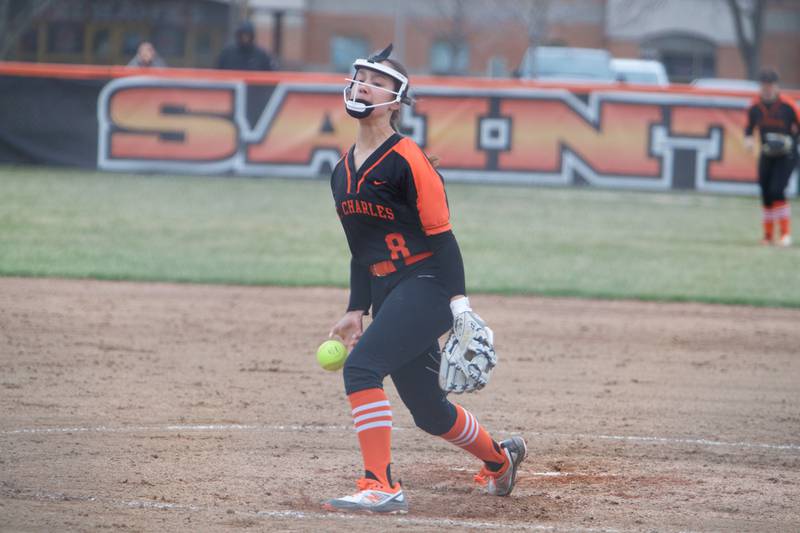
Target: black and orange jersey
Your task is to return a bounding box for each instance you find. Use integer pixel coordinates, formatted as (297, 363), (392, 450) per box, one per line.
(745, 94), (800, 142)
(330, 133), (451, 268)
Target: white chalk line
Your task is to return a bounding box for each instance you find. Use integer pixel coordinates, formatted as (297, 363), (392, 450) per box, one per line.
(1, 422), (798, 452)
(451, 467), (617, 478)
(255, 509), (623, 532)
(557, 432), (800, 451)
(0, 423), (342, 435)
(3, 488), (624, 533)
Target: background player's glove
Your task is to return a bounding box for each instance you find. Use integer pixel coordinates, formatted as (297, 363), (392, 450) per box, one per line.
(761, 132), (793, 157)
(439, 297), (497, 394)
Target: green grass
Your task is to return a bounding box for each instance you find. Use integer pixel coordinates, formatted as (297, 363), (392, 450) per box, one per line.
(1, 166), (798, 307)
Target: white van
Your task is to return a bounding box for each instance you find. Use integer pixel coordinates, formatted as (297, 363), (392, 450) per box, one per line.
(611, 58), (669, 87)
(690, 78), (759, 92)
(518, 46), (615, 83)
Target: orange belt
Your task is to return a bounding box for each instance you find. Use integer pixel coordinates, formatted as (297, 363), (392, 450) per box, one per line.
(369, 251), (433, 277)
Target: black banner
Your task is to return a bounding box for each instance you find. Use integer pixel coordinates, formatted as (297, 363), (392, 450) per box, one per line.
(1, 63), (798, 195)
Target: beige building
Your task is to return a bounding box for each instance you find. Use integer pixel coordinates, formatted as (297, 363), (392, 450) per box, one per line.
(250, 0), (800, 86)
(3, 0), (799, 87)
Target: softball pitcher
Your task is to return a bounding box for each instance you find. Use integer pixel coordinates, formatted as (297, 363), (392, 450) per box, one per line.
(322, 45), (527, 513)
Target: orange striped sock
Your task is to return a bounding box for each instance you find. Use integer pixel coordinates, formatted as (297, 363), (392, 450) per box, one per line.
(763, 206), (775, 240)
(441, 404), (506, 468)
(774, 201), (791, 237)
(348, 388), (393, 486)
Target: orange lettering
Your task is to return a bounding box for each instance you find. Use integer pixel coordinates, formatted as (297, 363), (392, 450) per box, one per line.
(670, 106), (755, 183)
(385, 233), (410, 259)
(412, 97), (488, 168)
(109, 87), (237, 161)
(247, 93), (357, 163)
(498, 99), (662, 176)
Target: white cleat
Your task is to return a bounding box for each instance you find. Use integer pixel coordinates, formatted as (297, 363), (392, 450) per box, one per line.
(778, 234), (792, 247)
(322, 478), (408, 514)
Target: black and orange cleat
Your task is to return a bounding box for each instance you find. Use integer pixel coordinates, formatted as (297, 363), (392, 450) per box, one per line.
(474, 436), (527, 496)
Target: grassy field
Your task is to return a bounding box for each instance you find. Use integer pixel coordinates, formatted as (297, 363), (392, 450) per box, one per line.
(1, 165), (798, 307)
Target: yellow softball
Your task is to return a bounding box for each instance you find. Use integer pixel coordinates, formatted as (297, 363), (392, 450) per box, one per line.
(316, 339), (348, 371)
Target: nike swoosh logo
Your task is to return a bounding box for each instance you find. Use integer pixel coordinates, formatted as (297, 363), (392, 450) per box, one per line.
(372, 180), (386, 186)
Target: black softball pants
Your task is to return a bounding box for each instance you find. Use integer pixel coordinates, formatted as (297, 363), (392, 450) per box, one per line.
(758, 154), (797, 206)
(342, 261), (458, 436)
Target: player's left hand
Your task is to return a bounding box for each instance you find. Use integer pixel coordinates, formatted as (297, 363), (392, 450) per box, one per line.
(439, 297), (497, 394)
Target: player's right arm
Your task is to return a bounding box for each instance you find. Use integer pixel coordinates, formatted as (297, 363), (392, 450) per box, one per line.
(329, 258), (370, 350)
(347, 258), (371, 313)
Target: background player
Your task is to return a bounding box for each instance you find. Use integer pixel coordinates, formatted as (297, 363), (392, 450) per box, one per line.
(744, 68), (800, 247)
(322, 45), (526, 513)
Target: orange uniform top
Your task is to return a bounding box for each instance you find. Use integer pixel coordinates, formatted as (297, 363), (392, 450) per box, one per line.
(745, 94), (800, 143)
(331, 133), (452, 267)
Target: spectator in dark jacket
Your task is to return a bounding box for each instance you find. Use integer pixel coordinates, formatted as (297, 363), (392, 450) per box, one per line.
(217, 21), (275, 71)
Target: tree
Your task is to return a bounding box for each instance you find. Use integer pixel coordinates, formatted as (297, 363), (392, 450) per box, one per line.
(726, 0), (765, 80)
(506, 0), (552, 50)
(0, 0), (56, 60)
(473, 0), (552, 77)
(426, 0), (471, 74)
(401, 0), (551, 76)
(615, 0), (766, 80)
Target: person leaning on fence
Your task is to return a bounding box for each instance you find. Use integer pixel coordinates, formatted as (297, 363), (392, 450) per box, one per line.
(127, 41), (166, 68)
(217, 21), (276, 71)
(744, 68), (800, 247)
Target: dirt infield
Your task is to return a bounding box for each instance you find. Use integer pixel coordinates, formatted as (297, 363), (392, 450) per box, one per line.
(1, 277), (799, 532)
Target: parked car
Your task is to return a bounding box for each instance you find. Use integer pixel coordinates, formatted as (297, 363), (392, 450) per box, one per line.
(611, 58), (669, 87)
(517, 46), (615, 83)
(690, 78), (759, 92)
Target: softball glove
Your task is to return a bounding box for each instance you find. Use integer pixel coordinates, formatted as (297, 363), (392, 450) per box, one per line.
(439, 297), (497, 394)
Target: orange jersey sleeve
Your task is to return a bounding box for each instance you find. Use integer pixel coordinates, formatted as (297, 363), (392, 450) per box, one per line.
(779, 94), (800, 132)
(393, 137), (452, 236)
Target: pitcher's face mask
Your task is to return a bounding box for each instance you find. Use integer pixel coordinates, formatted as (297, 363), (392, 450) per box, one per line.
(343, 58), (409, 119)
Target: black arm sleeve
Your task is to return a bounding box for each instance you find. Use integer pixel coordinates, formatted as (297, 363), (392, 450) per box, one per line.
(791, 105), (800, 137)
(347, 258), (371, 313)
(427, 230), (466, 297)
